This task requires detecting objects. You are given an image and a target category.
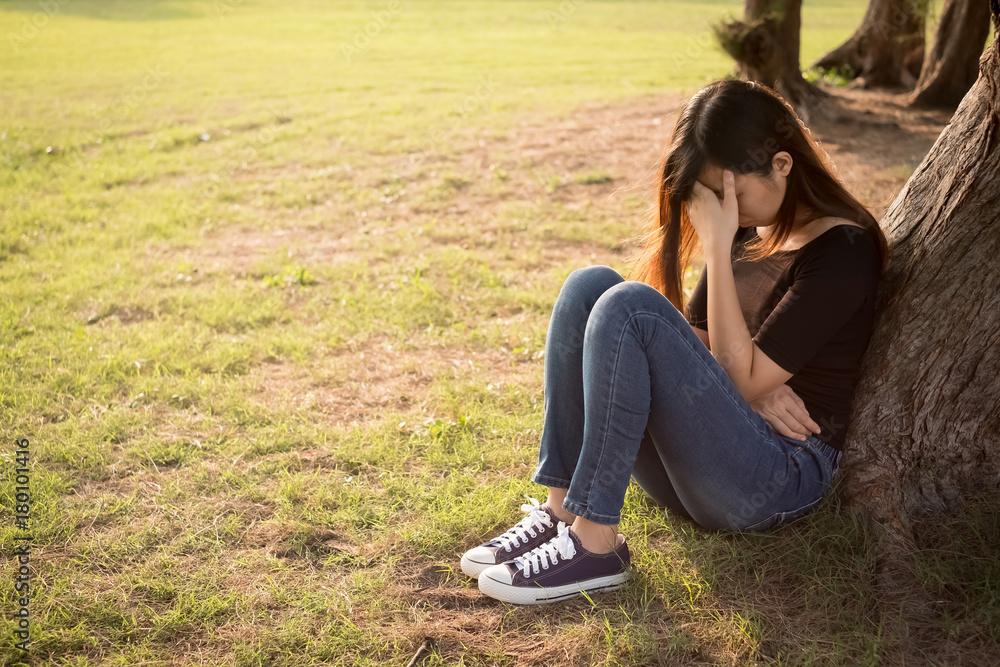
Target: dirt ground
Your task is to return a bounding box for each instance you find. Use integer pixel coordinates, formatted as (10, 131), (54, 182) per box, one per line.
(238, 86), (952, 429)
(486, 85), (952, 226)
(145, 83), (953, 443)
(127, 86), (964, 665)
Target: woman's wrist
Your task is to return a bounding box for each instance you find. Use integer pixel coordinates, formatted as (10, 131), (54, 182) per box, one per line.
(702, 243), (732, 265)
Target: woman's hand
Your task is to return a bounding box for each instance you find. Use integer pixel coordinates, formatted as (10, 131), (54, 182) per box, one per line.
(688, 169), (739, 256)
(750, 384), (822, 441)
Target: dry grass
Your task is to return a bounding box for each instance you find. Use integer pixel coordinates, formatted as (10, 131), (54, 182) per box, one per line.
(3, 2), (995, 662)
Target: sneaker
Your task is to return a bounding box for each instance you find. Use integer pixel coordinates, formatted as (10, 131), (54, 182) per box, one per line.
(460, 496), (566, 579)
(478, 523), (630, 605)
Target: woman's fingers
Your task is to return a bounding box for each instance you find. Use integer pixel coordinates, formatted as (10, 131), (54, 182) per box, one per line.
(785, 397), (821, 434)
(722, 170), (738, 217)
(690, 180), (720, 206)
(784, 385), (805, 408)
(776, 410), (811, 439)
(753, 385), (820, 441)
(764, 412), (808, 440)
(775, 385), (821, 435)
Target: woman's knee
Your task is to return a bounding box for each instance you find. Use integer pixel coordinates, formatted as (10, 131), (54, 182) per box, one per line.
(590, 280), (666, 320)
(551, 266), (626, 321)
(562, 265), (624, 299)
(584, 281), (688, 346)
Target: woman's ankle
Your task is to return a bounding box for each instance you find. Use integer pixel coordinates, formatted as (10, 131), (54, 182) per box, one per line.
(543, 488), (577, 524)
(542, 503), (577, 525)
(570, 517), (620, 554)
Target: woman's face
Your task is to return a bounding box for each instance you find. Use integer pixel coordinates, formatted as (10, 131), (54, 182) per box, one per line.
(695, 152), (792, 228)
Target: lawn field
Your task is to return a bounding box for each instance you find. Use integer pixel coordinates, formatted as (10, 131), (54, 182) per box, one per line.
(2, 1), (999, 665)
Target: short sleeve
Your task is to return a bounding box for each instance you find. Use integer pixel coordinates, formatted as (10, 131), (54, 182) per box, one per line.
(684, 265), (708, 329)
(753, 228), (880, 374)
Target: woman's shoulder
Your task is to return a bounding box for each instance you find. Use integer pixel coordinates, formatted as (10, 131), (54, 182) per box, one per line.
(794, 219), (881, 283)
(802, 217), (870, 244)
(799, 218), (879, 256)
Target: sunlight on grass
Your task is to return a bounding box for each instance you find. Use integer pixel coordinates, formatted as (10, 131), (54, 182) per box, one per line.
(1, 0), (995, 665)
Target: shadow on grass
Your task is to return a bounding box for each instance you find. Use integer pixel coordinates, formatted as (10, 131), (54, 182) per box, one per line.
(623, 488), (1000, 666)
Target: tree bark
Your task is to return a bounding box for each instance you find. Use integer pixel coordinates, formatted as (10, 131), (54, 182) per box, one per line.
(840, 0), (1000, 656)
(716, 0), (825, 111)
(909, 0), (992, 109)
(812, 0), (926, 89)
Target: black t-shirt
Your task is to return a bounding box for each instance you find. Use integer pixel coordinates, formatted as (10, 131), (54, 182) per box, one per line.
(684, 224), (881, 451)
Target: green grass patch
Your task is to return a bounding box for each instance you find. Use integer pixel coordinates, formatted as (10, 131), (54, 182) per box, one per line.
(1, 0), (995, 665)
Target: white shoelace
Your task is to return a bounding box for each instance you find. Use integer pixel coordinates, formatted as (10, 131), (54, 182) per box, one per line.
(492, 496), (555, 553)
(514, 522), (576, 578)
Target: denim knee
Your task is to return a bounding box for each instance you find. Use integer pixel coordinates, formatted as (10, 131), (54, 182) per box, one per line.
(587, 280), (677, 333)
(562, 265), (625, 300)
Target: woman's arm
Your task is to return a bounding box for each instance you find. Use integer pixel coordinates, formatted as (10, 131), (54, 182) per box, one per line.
(704, 247), (793, 401)
(689, 171), (794, 403)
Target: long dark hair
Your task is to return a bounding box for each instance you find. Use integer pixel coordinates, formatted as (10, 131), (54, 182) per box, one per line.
(626, 78), (889, 311)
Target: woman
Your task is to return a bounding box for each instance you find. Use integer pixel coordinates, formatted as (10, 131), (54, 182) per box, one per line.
(460, 78), (888, 605)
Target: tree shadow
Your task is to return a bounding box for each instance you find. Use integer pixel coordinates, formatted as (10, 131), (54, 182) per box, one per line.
(649, 490), (1000, 665)
(805, 86), (953, 215)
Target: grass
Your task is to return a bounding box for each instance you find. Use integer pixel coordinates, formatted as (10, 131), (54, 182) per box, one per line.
(1, 0), (997, 665)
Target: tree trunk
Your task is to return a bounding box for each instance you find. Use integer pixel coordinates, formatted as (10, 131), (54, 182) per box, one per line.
(909, 0), (992, 109)
(716, 0), (825, 111)
(840, 0), (1000, 656)
(812, 0), (926, 89)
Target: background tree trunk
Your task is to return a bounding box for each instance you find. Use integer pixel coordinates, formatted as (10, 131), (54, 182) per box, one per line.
(813, 0), (926, 89)
(715, 0), (824, 110)
(909, 0), (992, 108)
(841, 0), (1000, 655)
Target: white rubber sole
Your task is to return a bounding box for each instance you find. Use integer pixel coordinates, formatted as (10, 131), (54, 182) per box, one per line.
(460, 554), (495, 579)
(478, 569), (630, 605)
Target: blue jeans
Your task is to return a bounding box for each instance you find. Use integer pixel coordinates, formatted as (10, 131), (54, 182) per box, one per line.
(532, 265), (841, 531)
